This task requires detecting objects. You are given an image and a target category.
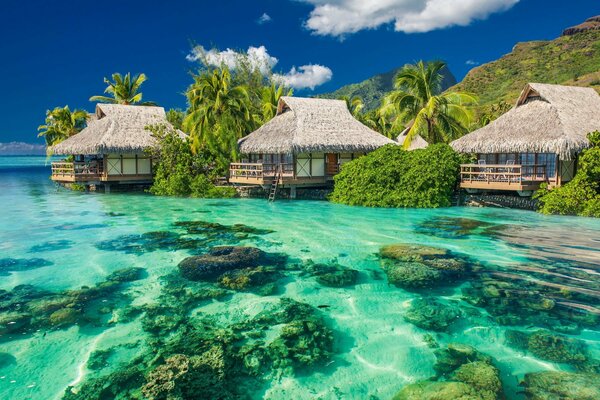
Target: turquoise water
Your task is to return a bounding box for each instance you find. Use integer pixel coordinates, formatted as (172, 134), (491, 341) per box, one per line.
(0, 157), (599, 399)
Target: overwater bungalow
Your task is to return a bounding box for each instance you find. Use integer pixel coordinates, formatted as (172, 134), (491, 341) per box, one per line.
(229, 96), (395, 194)
(451, 83), (600, 195)
(50, 104), (176, 191)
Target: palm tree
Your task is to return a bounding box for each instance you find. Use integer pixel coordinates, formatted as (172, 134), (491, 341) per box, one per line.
(261, 82), (293, 121)
(89, 72), (156, 105)
(383, 61), (477, 148)
(183, 67), (254, 167)
(38, 106), (88, 147)
(340, 95), (364, 118)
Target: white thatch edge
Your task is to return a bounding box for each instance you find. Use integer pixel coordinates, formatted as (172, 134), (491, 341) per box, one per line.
(238, 96), (396, 154)
(451, 83), (600, 160)
(50, 104), (181, 155)
(396, 124), (429, 150)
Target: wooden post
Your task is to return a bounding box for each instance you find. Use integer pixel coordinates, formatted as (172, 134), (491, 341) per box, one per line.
(135, 154), (138, 175)
(120, 155), (123, 175)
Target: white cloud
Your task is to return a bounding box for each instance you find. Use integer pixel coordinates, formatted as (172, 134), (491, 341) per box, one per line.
(298, 0), (519, 36)
(466, 59), (480, 65)
(186, 45), (333, 90)
(273, 65), (333, 90)
(0, 142), (46, 155)
(257, 13), (272, 24)
(186, 45), (278, 75)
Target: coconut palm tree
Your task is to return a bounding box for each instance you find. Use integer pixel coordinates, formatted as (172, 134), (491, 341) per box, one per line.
(89, 72), (156, 106)
(38, 106), (88, 147)
(261, 82), (293, 121)
(183, 67), (254, 168)
(383, 61), (477, 148)
(340, 95), (364, 118)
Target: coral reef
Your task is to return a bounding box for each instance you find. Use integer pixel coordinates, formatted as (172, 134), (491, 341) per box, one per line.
(0, 268), (145, 340)
(403, 298), (461, 331)
(304, 262), (359, 287)
(394, 344), (503, 400)
(379, 244), (471, 289)
(462, 273), (600, 332)
(179, 246), (268, 280)
(522, 371), (600, 400)
(506, 329), (597, 371)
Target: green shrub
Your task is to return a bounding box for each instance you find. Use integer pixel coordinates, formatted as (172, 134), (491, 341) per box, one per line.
(147, 124), (236, 199)
(536, 131), (600, 217)
(329, 144), (463, 208)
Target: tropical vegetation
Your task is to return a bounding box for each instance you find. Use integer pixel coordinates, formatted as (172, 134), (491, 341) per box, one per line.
(320, 64), (456, 112)
(452, 28), (600, 108)
(329, 144), (464, 208)
(146, 124), (236, 198)
(536, 131), (600, 217)
(89, 72), (157, 106)
(382, 61), (477, 148)
(38, 106), (87, 147)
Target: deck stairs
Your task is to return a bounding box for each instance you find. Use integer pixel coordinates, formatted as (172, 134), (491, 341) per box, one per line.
(268, 166), (283, 202)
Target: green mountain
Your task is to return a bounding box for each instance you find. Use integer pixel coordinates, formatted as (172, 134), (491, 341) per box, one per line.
(451, 17), (600, 108)
(319, 64), (457, 112)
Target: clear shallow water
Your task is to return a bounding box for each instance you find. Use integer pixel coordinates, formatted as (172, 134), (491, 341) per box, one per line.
(0, 157), (599, 400)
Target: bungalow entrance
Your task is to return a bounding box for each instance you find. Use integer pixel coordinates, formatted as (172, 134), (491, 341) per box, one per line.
(228, 96), (395, 193)
(459, 152), (566, 193)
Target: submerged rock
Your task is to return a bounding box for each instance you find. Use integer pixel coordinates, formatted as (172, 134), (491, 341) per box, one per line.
(305, 262), (359, 287)
(142, 349), (232, 400)
(218, 266), (279, 292)
(179, 246), (266, 280)
(522, 371), (600, 400)
(506, 329), (595, 370)
(0, 258), (53, 276)
(96, 231), (203, 254)
(106, 267), (146, 283)
(29, 240), (74, 253)
(404, 298), (462, 332)
(394, 344), (504, 400)
(379, 244), (470, 289)
(0, 352), (16, 369)
(0, 267), (146, 339)
(433, 343), (492, 375)
(393, 381), (481, 400)
(267, 316), (334, 373)
(415, 217), (500, 239)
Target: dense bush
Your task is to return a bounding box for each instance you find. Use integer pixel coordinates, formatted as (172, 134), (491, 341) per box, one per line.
(147, 124), (236, 198)
(536, 131), (600, 217)
(329, 144), (463, 208)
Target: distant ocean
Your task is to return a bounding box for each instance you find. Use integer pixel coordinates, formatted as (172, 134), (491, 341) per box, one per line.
(0, 155), (59, 171)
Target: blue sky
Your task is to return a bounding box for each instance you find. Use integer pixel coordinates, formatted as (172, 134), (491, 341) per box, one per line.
(1, 0), (599, 144)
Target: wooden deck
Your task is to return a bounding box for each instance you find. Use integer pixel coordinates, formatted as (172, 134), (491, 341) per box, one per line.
(460, 164), (548, 192)
(229, 162), (330, 187)
(51, 162), (152, 184)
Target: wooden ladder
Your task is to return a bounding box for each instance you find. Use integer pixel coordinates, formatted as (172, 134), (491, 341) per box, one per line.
(268, 165), (282, 202)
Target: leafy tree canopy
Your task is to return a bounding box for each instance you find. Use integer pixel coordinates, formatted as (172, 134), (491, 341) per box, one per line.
(146, 124), (236, 198)
(38, 106), (87, 147)
(329, 144), (464, 208)
(90, 72), (157, 106)
(536, 131), (600, 217)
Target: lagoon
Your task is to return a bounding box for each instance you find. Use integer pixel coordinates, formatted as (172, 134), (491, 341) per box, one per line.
(0, 157), (599, 399)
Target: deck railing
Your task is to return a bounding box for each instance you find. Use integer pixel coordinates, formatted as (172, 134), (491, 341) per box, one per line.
(229, 163), (294, 179)
(460, 164), (547, 184)
(51, 161), (104, 179)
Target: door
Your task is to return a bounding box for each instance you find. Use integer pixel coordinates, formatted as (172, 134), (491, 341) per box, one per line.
(325, 153), (339, 176)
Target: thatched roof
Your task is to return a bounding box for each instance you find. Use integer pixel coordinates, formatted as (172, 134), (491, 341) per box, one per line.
(50, 104), (175, 155)
(451, 83), (600, 159)
(396, 124), (429, 150)
(238, 97), (396, 154)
